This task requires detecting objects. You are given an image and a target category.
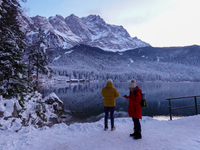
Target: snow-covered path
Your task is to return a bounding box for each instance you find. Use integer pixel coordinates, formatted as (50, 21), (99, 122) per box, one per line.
(0, 115), (200, 150)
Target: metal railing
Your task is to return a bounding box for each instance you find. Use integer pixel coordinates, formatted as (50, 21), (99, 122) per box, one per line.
(166, 95), (200, 120)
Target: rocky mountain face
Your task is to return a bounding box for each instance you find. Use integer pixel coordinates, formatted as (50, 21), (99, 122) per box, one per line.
(19, 13), (150, 52)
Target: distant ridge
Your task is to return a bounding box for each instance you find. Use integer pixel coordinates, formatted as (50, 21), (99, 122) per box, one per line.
(48, 44), (200, 82)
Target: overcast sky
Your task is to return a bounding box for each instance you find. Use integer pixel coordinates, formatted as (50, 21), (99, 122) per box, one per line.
(20, 0), (200, 47)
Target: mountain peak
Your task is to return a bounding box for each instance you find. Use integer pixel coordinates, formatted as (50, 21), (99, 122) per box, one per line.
(21, 13), (150, 51)
(31, 15), (54, 30)
(82, 14), (106, 25)
(48, 15), (65, 21)
(67, 14), (79, 19)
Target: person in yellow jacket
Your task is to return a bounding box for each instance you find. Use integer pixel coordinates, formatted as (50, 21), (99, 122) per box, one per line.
(101, 79), (119, 131)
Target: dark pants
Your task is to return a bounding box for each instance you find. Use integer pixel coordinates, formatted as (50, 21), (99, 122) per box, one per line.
(132, 118), (141, 130)
(104, 106), (115, 126)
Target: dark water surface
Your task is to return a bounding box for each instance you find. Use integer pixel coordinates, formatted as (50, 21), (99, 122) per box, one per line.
(40, 82), (200, 123)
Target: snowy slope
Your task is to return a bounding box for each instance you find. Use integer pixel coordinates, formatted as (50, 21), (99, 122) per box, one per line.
(0, 115), (200, 150)
(48, 44), (200, 82)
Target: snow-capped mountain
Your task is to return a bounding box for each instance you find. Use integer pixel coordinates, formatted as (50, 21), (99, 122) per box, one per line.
(19, 13), (200, 82)
(19, 13), (150, 52)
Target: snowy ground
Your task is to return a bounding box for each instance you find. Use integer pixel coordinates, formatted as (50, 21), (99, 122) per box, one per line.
(0, 115), (200, 150)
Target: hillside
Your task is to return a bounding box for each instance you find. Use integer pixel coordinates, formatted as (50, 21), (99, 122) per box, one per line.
(47, 44), (200, 82)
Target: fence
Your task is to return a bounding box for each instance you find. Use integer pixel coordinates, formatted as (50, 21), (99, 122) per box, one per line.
(166, 95), (200, 120)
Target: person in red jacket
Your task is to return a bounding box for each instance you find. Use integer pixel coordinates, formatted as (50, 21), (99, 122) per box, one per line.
(124, 79), (142, 139)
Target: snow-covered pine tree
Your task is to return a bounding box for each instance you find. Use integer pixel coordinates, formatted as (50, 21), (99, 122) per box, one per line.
(27, 28), (51, 87)
(0, 0), (28, 99)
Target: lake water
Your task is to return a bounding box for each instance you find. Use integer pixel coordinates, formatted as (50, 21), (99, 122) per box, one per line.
(40, 82), (200, 123)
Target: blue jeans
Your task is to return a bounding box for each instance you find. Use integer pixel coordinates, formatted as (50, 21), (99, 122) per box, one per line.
(132, 118), (141, 130)
(104, 106), (115, 126)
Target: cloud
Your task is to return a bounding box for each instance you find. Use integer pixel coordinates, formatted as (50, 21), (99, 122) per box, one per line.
(146, 0), (200, 46)
(124, 0), (200, 46)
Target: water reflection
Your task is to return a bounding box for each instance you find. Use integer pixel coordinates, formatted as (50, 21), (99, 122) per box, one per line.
(40, 82), (200, 123)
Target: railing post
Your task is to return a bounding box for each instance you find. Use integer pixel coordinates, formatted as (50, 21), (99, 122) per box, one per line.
(168, 99), (172, 120)
(194, 96), (198, 115)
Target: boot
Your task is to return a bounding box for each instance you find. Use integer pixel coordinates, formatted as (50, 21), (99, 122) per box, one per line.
(111, 125), (116, 131)
(104, 124), (108, 131)
(133, 129), (142, 139)
(130, 128), (136, 137)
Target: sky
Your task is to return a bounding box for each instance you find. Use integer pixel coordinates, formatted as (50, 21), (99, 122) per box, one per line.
(20, 0), (200, 47)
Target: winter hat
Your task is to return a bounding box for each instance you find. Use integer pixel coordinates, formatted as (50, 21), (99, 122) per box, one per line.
(107, 79), (113, 83)
(128, 79), (136, 88)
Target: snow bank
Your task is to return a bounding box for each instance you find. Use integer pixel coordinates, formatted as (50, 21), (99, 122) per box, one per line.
(0, 92), (64, 131)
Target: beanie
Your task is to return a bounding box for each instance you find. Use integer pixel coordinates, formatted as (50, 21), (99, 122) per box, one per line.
(128, 79), (136, 88)
(107, 79), (113, 83)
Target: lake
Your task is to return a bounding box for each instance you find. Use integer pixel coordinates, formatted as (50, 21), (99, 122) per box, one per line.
(40, 82), (200, 124)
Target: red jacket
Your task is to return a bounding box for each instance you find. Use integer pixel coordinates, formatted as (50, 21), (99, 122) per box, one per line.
(128, 86), (142, 119)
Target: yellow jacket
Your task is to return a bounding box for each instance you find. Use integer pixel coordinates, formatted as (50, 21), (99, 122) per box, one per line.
(101, 81), (119, 107)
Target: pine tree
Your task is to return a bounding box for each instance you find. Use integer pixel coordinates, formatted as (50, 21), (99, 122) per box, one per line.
(0, 0), (28, 99)
(27, 28), (51, 87)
